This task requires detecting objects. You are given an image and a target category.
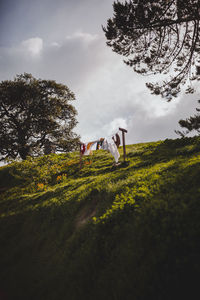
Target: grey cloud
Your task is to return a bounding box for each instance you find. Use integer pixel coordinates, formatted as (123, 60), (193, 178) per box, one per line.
(126, 93), (199, 144)
(76, 79), (199, 144)
(0, 32), (199, 146)
(38, 33), (107, 91)
(0, 0), (200, 146)
(0, 32), (108, 87)
(0, 0), (114, 46)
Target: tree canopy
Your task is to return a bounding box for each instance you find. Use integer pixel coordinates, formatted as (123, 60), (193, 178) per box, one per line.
(103, 0), (200, 100)
(0, 73), (80, 160)
(176, 100), (200, 137)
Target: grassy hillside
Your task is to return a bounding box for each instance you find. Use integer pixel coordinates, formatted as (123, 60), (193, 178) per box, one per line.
(0, 137), (200, 300)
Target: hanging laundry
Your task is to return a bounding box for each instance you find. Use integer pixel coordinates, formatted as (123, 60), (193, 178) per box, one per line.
(80, 144), (86, 155)
(112, 133), (121, 148)
(102, 139), (120, 163)
(102, 139), (109, 151)
(85, 142), (95, 155)
(108, 142), (120, 163)
(80, 135), (120, 163)
(96, 138), (104, 150)
(81, 141), (98, 156)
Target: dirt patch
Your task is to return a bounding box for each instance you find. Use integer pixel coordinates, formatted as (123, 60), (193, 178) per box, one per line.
(75, 198), (98, 229)
(0, 187), (7, 194)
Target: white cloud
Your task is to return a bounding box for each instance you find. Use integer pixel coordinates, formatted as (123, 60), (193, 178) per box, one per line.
(102, 118), (128, 135)
(21, 37), (43, 56)
(51, 42), (60, 47)
(65, 31), (98, 44)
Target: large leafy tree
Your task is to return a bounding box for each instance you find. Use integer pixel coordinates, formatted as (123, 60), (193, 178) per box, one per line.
(103, 0), (200, 100)
(0, 73), (80, 160)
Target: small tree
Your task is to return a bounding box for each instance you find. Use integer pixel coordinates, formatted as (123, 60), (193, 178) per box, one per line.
(103, 0), (200, 100)
(0, 73), (80, 160)
(176, 100), (200, 137)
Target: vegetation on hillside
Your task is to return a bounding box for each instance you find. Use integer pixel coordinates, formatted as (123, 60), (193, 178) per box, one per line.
(0, 137), (200, 300)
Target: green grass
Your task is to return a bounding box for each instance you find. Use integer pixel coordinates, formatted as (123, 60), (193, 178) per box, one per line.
(0, 137), (200, 300)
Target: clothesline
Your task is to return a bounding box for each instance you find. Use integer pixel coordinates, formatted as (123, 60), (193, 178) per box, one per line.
(79, 127), (128, 168)
(80, 130), (120, 145)
(80, 131), (121, 163)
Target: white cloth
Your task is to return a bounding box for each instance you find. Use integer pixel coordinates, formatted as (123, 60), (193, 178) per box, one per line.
(83, 142), (96, 155)
(102, 139), (109, 151)
(102, 139), (120, 163)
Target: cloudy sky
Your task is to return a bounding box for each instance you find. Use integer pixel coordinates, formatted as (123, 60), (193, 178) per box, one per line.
(0, 0), (199, 145)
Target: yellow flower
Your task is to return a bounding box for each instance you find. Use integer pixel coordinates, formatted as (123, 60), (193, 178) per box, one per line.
(37, 183), (45, 190)
(56, 175), (62, 182)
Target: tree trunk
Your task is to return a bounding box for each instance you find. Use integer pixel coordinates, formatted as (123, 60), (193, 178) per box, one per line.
(18, 146), (30, 160)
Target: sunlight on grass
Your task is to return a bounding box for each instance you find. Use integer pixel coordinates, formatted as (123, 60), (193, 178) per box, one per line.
(0, 137), (200, 300)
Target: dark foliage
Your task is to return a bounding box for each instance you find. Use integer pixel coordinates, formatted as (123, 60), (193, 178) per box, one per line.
(176, 99), (200, 136)
(0, 73), (80, 160)
(103, 0), (200, 100)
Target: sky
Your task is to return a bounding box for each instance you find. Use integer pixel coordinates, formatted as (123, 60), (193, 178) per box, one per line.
(0, 0), (199, 146)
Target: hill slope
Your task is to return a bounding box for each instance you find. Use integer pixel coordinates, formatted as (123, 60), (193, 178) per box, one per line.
(0, 137), (200, 300)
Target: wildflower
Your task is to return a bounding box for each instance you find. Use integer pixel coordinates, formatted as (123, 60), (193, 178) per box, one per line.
(56, 174), (67, 183)
(84, 160), (92, 165)
(37, 183), (45, 190)
(56, 175), (62, 182)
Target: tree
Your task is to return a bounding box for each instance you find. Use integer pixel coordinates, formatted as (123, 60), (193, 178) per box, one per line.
(103, 0), (200, 100)
(175, 100), (200, 136)
(0, 73), (80, 160)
